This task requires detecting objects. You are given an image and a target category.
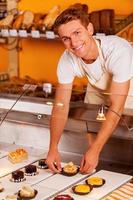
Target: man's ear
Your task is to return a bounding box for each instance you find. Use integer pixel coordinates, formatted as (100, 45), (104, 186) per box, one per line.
(87, 23), (94, 35)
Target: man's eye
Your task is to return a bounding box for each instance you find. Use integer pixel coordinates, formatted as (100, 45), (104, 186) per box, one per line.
(62, 38), (70, 42)
(75, 31), (80, 35)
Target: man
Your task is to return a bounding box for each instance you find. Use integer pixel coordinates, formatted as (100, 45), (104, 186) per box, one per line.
(46, 6), (133, 174)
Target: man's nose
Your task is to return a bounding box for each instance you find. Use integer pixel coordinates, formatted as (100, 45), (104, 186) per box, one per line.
(71, 36), (78, 46)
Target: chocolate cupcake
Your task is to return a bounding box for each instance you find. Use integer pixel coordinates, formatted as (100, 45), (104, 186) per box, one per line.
(38, 159), (48, 169)
(72, 184), (93, 195)
(53, 194), (74, 200)
(11, 170), (25, 182)
(62, 162), (79, 176)
(85, 177), (105, 187)
(25, 164), (38, 176)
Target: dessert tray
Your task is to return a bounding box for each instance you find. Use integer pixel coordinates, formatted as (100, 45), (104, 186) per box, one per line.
(0, 153), (132, 200)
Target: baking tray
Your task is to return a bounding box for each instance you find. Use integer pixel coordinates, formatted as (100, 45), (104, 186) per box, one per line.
(0, 155), (38, 177)
(53, 170), (132, 200)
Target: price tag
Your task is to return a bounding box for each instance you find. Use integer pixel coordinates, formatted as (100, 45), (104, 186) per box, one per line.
(45, 31), (55, 39)
(9, 29), (18, 37)
(18, 30), (28, 37)
(31, 30), (40, 38)
(1, 29), (9, 37)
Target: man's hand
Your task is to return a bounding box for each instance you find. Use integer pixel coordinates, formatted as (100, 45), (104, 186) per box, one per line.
(46, 149), (62, 173)
(80, 147), (99, 174)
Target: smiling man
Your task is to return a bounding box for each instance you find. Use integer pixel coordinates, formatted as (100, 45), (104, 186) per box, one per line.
(46, 6), (133, 174)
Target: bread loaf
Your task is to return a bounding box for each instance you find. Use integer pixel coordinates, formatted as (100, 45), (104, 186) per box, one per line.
(0, 14), (14, 28)
(12, 14), (24, 30)
(43, 5), (60, 30)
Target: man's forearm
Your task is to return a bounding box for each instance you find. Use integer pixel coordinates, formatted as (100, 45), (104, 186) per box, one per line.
(91, 108), (122, 154)
(49, 104), (69, 150)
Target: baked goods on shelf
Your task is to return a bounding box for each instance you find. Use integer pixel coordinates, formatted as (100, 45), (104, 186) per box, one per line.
(0, 182), (4, 192)
(72, 184), (93, 195)
(85, 176), (105, 187)
(11, 170), (25, 182)
(8, 148), (28, 164)
(18, 185), (38, 199)
(25, 164), (38, 176)
(53, 194), (74, 200)
(5, 194), (18, 200)
(62, 162), (79, 176)
(38, 159), (48, 169)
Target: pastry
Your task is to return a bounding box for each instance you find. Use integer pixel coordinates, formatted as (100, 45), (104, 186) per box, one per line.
(0, 182), (4, 192)
(72, 184), (93, 195)
(5, 194), (18, 200)
(38, 159), (48, 169)
(62, 162), (79, 176)
(53, 194), (74, 200)
(18, 185), (37, 199)
(85, 177), (105, 187)
(8, 148), (28, 164)
(11, 170), (25, 182)
(25, 164), (37, 176)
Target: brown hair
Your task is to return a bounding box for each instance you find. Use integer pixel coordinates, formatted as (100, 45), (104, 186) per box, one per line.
(53, 4), (89, 35)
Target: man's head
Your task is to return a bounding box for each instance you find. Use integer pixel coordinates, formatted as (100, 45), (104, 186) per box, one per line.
(53, 6), (94, 61)
(53, 7), (90, 35)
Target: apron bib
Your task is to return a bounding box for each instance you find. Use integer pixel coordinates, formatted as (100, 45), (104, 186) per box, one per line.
(78, 39), (111, 105)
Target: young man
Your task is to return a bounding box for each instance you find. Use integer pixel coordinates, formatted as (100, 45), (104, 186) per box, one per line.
(46, 7), (133, 173)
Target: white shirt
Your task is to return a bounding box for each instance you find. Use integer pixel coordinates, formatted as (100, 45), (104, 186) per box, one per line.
(57, 35), (133, 84)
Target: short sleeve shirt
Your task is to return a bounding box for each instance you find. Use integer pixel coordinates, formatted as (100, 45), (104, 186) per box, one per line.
(57, 35), (133, 84)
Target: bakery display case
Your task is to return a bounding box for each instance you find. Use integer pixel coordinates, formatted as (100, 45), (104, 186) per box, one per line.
(0, 1), (132, 199)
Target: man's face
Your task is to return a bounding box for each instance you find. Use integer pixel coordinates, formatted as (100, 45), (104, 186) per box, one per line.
(58, 19), (93, 60)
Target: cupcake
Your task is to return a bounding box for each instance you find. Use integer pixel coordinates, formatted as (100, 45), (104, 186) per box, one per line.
(11, 170), (25, 182)
(25, 164), (37, 176)
(38, 159), (48, 169)
(62, 162), (79, 176)
(53, 194), (74, 200)
(72, 184), (93, 195)
(18, 185), (37, 199)
(85, 177), (105, 187)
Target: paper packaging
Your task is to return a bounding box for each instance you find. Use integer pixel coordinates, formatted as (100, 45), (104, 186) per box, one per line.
(43, 83), (52, 94)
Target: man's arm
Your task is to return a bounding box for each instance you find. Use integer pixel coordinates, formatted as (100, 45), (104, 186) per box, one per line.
(80, 79), (130, 173)
(46, 83), (73, 172)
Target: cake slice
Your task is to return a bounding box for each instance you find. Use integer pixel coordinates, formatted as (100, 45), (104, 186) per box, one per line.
(8, 148), (28, 164)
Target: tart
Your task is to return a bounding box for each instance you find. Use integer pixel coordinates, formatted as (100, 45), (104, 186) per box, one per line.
(53, 194), (74, 200)
(11, 170), (25, 182)
(8, 148), (28, 164)
(62, 162), (79, 176)
(25, 164), (38, 176)
(85, 177), (105, 187)
(18, 185), (38, 199)
(38, 159), (48, 169)
(72, 184), (93, 195)
(5, 194), (18, 200)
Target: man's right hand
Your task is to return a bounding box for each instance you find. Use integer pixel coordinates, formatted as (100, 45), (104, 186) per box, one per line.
(46, 149), (62, 173)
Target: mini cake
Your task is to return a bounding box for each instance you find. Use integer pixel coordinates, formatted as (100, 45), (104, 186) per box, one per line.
(25, 164), (37, 176)
(5, 194), (18, 200)
(0, 182), (4, 192)
(18, 185), (37, 199)
(11, 170), (25, 182)
(85, 177), (105, 187)
(62, 162), (79, 176)
(8, 148), (28, 164)
(53, 194), (74, 200)
(38, 159), (48, 169)
(72, 184), (93, 195)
